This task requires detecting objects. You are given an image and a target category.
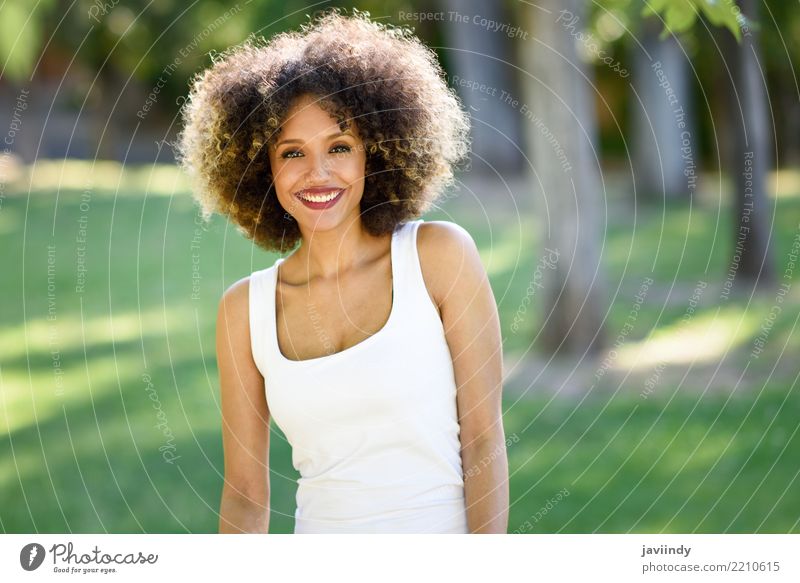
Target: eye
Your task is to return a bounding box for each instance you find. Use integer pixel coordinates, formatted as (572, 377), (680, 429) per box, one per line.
(281, 150), (302, 159)
(330, 144), (351, 154)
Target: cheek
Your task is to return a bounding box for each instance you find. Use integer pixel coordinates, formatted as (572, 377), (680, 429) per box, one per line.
(344, 152), (367, 181)
(271, 160), (299, 190)
(269, 163), (297, 211)
(344, 158), (365, 179)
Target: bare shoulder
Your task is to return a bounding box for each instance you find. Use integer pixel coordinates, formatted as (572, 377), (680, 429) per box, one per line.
(416, 221), (485, 309)
(218, 275), (251, 317)
(216, 276), (254, 348)
(216, 274), (262, 381)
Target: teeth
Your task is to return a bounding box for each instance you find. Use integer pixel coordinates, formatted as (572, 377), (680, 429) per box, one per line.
(298, 190), (341, 203)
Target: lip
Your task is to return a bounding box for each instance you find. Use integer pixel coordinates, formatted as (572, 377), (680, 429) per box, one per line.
(294, 187), (345, 210)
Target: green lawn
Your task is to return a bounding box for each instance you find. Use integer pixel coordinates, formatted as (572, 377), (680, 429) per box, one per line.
(1, 169), (798, 533)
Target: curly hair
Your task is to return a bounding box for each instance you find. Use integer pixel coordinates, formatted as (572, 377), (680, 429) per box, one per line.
(174, 8), (471, 253)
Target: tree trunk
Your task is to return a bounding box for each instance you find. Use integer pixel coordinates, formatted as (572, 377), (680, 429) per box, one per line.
(631, 17), (695, 200)
(438, 0), (523, 173)
(520, 0), (607, 356)
(776, 73), (800, 167)
(725, 0), (775, 289)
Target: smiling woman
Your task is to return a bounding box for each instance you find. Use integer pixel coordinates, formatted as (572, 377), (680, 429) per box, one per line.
(175, 8), (508, 534)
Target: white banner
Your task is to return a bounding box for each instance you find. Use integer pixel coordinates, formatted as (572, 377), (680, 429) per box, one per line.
(1, 534), (797, 582)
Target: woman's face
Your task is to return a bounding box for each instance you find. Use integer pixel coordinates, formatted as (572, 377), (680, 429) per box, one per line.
(268, 94), (367, 236)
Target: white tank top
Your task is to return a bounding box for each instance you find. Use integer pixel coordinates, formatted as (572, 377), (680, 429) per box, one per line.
(248, 219), (468, 533)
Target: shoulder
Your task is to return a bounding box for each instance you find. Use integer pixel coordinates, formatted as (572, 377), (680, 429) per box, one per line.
(216, 274), (254, 333)
(417, 220), (481, 271)
(219, 275), (250, 310)
(417, 220), (476, 249)
(416, 220), (486, 309)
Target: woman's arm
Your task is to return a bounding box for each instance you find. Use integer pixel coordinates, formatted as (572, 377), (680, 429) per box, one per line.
(216, 278), (271, 533)
(418, 222), (509, 534)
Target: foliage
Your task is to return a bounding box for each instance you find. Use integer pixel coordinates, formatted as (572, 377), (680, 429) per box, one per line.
(642, 0), (745, 41)
(0, 0), (58, 81)
(0, 1), (412, 104)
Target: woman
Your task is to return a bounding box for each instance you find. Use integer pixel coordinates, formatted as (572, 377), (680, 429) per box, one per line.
(176, 9), (508, 534)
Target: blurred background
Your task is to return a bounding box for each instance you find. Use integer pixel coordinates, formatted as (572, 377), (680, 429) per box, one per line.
(1, 0), (799, 533)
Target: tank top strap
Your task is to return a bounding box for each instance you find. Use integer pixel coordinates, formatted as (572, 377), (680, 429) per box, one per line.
(393, 219), (440, 322)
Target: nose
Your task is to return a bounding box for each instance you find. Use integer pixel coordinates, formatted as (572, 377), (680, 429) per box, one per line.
(306, 152), (331, 183)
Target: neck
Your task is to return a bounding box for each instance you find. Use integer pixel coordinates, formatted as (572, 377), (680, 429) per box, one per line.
(294, 218), (377, 280)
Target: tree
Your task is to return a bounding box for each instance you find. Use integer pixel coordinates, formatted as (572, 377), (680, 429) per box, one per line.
(636, 0), (774, 288)
(630, 15), (696, 200)
(517, 0), (759, 357)
(437, 0), (523, 173)
(520, 0), (608, 356)
(721, 0), (775, 288)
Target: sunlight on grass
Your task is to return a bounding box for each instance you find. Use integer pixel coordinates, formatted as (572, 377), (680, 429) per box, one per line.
(703, 169), (800, 200)
(659, 432), (737, 474)
(771, 168), (800, 199)
(1, 352), (145, 436)
(0, 304), (197, 435)
(616, 305), (763, 369)
(1, 160), (796, 201)
(479, 220), (532, 277)
(3, 159), (190, 196)
(0, 305), (196, 360)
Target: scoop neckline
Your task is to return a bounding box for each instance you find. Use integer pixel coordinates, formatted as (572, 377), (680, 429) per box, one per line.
(271, 225), (402, 365)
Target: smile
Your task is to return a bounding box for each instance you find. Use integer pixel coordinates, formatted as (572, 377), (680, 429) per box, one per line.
(295, 188), (345, 209)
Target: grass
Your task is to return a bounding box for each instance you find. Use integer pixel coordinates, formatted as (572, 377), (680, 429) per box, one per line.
(504, 386), (800, 533)
(1, 167), (799, 533)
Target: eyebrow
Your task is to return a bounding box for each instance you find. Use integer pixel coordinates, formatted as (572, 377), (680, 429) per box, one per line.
(275, 130), (353, 148)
